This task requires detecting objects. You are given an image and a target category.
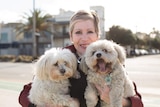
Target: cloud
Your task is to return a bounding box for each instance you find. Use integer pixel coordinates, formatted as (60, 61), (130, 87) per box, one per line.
(0, 10), (22, 23)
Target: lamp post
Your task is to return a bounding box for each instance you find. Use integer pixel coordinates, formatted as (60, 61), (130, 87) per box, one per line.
(50, 22), (54, 47)
(33, 0), (38, 57)
(46, 18), (54, 47)
(0, 22), (1, 55)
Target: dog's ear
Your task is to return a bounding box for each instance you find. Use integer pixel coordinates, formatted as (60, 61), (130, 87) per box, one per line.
(79, 56), (89, 74)
(69, 53), (77, 73)
(70, 53), (81, 79)
(113, 43), (126, 65)
(35, 55), (49, 80)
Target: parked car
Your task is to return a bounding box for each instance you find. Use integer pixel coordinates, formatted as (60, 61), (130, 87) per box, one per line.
(130, 49), (140, 56)
(130, 49), (148, 56)
(139, 49), (149, 55)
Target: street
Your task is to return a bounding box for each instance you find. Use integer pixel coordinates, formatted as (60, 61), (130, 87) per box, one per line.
(0, 62), (34, 107)
(0, 54), (160, 107)
(125, 54), (160, 107)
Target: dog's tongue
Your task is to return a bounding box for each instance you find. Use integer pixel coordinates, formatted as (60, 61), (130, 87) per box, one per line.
(98, 60), (106, 72)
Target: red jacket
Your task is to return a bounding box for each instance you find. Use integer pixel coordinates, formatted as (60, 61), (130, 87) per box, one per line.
(19, 45), (143, 107)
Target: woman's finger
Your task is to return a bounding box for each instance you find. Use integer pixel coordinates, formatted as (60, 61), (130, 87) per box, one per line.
(94, 83), (111, 104)
(44, 104), (63, 107)
(94, 84), (103, 94)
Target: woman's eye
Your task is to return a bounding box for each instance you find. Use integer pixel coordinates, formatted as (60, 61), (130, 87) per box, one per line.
(75, 31), (81, 34)
(88, 31), (94, 34)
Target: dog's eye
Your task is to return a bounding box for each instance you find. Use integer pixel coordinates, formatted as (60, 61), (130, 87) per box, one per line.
(102, 49), (108, 53)
(92, 51), (96, 55)
(64, 61), (68, 65)
(54, 62), (58, 66)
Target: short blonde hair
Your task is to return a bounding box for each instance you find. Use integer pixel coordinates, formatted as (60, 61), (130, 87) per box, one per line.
(69, 10), (100, 37)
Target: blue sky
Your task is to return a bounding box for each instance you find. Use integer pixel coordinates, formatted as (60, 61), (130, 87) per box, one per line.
(0, 0), (160, 34)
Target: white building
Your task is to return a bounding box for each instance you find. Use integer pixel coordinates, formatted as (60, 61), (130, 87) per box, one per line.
(90, 6), (105, 39)
(0, 6), (106, 56)
(0, 23), (19, 55)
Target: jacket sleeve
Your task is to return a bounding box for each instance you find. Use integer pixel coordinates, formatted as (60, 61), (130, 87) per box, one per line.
(128, 82), (144, 107)
(18, 82), (36, 107)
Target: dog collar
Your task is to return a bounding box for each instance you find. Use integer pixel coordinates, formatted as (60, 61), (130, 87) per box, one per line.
(105, 74), (112, 86)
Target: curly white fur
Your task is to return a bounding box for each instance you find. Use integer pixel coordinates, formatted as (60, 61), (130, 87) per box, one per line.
(28, 48), (80, 107)
(80, 40), (135, 107)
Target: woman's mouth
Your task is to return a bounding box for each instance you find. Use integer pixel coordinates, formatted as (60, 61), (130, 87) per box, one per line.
(80, 44), (89, 48)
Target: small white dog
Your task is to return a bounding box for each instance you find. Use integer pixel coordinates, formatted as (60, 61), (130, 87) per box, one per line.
(80, 40), (135, 107)
(28, 48), (80, 107)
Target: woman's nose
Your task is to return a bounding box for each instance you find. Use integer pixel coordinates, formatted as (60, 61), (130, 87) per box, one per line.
(81, 33), (89, 40)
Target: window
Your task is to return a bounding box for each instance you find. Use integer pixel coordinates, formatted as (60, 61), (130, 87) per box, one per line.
(0, 32), (8, 42)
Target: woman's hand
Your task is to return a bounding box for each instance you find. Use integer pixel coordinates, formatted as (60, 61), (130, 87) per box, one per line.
(122, 98), (131, 107)
(94, 84), (110, 104)
(45, 105), (63, 107)
(94, 84), (131, 107)
(40, 98), (79, 107)
(37, 104), (63, 107)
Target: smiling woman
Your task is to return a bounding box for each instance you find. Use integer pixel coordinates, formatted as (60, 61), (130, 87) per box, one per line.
(18, 9), (144, 107)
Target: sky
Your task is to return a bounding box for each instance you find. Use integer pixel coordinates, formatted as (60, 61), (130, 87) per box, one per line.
(0, 0), (160, 34)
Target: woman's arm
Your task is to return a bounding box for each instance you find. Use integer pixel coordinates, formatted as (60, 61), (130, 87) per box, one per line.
(127, 82), (144, 107)
(19, 82), (36, 107)
(95, 82), (144, 107)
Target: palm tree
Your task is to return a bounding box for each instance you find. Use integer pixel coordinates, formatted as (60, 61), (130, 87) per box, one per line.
(16, 9), (52, 57)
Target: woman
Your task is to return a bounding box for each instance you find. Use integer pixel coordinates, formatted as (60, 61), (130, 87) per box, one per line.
(19, 10), (143, 107)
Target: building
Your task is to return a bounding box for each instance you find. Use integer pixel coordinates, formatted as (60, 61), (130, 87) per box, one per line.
(90, 6), (105, 39)
(0, 6), (105, 56)
(0, 23), (20, 55)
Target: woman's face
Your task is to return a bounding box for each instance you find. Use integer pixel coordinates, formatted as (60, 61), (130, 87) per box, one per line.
(70, 20), (99, 56)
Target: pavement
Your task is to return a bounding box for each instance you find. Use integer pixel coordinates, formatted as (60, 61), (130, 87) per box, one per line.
(0, 62), (33, 107)
(0, 55), (160, 107)
(0, 88), (21, 107)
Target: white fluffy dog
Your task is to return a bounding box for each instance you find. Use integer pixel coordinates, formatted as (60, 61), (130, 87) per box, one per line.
(80, 40), (135, 107)
(28, 48), (80, 107)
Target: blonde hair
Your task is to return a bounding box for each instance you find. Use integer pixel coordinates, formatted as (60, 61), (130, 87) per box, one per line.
(69, 10), (100, 37)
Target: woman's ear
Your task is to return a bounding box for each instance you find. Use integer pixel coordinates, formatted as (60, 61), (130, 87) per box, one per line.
(69, 33), (73, 43)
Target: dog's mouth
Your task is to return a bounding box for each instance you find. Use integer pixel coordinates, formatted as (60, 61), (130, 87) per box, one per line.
(96, 59), (112, 74)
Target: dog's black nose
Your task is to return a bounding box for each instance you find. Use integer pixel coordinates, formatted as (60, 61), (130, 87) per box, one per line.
(96, 53), (101, 58)
(60, 69), (65, 74)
